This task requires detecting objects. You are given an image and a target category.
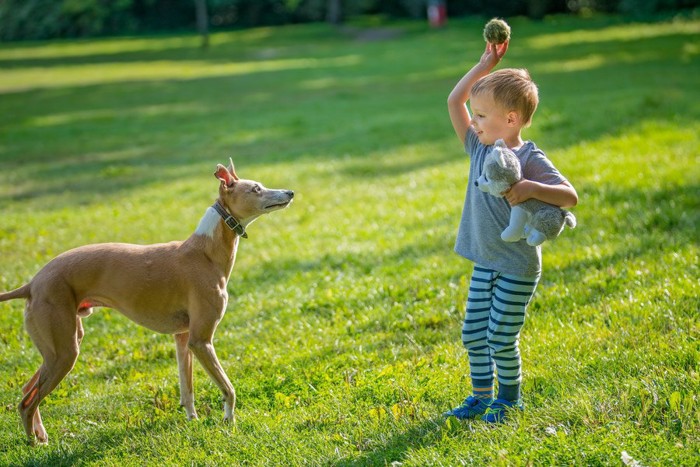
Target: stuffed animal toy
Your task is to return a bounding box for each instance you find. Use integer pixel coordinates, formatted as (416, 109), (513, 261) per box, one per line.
(476, 139), (576, 246)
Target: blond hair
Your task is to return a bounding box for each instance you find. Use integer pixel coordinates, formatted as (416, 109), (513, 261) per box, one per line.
(472, 68), (539, 127)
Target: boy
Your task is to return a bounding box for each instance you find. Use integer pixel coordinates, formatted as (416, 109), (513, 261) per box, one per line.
(443, 40), (578, 423)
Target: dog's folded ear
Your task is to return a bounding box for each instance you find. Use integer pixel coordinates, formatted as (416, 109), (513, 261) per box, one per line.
(215, 164), (236, 187)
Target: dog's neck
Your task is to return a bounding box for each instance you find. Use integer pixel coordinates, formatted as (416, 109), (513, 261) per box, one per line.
(189, 203), (250, 280)
(195, 201), (257, 239)
(211, 201), (248, 238)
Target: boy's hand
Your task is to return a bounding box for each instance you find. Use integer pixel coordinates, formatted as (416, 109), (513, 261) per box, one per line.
(478, 41), (509, 71)
(502, 179), (534, 206)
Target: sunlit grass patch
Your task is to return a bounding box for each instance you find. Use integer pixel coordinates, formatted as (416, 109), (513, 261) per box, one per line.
(0, 14), (698, 466)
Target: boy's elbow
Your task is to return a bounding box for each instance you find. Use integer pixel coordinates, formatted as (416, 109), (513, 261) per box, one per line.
(447, 90), (462, 107)
(447, 95), (466, 120)
(560, 182), (578, 208)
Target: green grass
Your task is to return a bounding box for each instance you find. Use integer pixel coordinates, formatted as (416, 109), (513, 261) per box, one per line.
(1, 14), (698, 466)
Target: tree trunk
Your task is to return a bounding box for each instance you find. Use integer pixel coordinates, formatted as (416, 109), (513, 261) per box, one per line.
(326, 0), (342, 25)
(195, 0), (209, 49)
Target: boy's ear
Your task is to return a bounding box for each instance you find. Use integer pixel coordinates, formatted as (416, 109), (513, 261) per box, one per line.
(507, 111), (519, 126)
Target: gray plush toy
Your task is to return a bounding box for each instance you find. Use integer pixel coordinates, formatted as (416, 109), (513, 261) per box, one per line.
(475, 139), (576, 246)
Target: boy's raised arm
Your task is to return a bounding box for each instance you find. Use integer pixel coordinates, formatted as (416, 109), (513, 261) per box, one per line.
(447, 41), (508, 144)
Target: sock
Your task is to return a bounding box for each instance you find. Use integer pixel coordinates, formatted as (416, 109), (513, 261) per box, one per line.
(497, 382), (521, 402)
(472, 377), (494, 401)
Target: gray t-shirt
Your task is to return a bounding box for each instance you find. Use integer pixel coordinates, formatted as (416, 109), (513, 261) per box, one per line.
(454, 128), (566, 277)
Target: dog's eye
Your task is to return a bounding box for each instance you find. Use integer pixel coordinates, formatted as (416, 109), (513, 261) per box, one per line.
(252, 185), (262, 194)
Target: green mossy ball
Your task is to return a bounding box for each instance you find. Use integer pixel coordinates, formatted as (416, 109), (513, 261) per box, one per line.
(483, 18), (511, 44)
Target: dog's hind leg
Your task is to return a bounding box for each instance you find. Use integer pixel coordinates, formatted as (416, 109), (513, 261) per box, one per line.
(20, 299), (80, 445)
(174, 332), (198, 420)
(21, 370), (46, 443)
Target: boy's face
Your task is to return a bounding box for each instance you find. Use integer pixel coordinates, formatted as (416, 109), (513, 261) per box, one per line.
(470, 92), (517, 145)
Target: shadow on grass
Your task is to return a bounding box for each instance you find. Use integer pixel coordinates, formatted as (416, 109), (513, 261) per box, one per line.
(18, 446), (106, 467)
(8, 404), (190, 467)
(8, 429), (112, 467)
(1, 16), (697, 209)
(0, 23), (358, 70)
(334, 417), (450, 466)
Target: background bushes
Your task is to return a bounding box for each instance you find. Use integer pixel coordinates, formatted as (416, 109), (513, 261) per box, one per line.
(0, 0), (697, 41)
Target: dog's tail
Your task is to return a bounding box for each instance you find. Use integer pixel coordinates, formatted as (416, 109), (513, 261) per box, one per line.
(0, 284), (30, 303)
(564, 212), (577, 229)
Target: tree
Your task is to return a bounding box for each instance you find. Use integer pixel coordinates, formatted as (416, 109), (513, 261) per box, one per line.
(327, 0), (342, 25)
(195, 0), (209, 48)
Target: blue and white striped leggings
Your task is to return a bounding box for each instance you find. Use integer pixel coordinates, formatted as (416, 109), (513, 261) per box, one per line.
(461, 265), (539, 387)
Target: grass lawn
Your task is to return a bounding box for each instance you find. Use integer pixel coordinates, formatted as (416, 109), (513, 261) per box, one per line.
(0, 13), (698, 466)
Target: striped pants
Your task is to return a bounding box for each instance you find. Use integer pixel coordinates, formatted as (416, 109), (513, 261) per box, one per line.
(461, 265), (539, 388)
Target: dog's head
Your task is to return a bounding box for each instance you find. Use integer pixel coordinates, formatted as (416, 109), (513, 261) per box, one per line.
(215, 159), (294, 223)
(475, 139), (522, 197)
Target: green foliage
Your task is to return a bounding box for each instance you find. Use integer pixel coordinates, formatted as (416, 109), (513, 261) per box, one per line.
(0, 0), (188, 41)
(0, 0), (63, 41)
(567, 0), (699, 17)
(1, 0), (697, 41)
(0, 15), (698, 465)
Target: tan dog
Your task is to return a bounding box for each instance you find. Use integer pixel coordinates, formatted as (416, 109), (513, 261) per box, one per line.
(0, 160), (293, 445)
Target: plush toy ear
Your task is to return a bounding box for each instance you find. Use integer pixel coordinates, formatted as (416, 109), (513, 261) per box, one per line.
(227, 157), (240, 181)
(492, 139), (508, 168)
(496, 150), (507, 168)
(215, 164), (236, 187)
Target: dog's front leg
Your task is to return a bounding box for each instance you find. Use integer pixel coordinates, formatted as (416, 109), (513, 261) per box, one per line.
(187, 331), (236, 422)
(174, 332), (198, 420)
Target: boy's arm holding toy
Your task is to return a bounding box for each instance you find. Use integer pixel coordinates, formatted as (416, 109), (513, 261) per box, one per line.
(448, 20), (577, 209)
(504, 179), (578, 208)
(448, 41), (509, 144)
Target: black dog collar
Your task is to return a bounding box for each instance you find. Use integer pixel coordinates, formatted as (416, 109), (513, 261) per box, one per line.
(212, 201), (248, 238)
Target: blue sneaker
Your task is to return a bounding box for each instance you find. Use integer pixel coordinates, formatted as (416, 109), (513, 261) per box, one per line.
(443, 396), (492, 420)
(482, 398), (524, 423)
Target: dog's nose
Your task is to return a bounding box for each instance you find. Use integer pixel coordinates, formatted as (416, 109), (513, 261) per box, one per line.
(474, 181), (479, 187)
(286, 190), (294, 198)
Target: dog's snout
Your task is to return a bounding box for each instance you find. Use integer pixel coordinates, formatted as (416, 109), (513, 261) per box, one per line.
(286, 190), (294, 198)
